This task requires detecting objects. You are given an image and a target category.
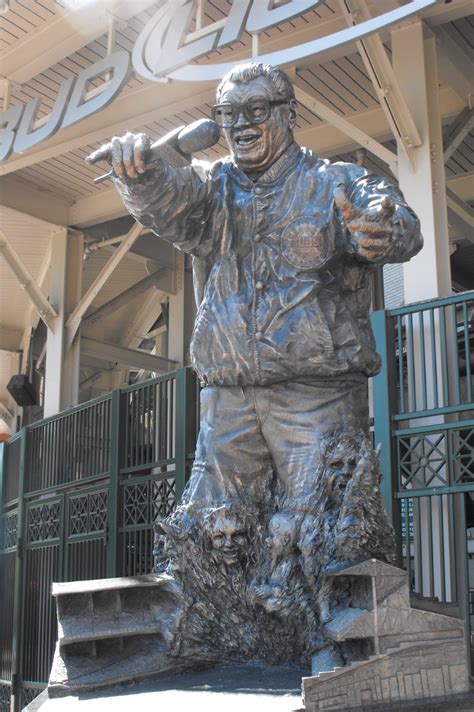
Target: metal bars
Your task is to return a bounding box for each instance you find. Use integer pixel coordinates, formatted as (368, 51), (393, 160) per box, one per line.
(388, 291), (474, 419)
(372, 290), (474, 652)
(26, 395), (112, 494)
(0, 367), (198, 711)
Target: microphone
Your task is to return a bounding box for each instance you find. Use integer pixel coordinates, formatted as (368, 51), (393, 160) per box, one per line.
(86, 118), (221, 184)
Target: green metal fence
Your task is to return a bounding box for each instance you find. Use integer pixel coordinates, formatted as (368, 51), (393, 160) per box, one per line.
(372, 291), (474, 652)
(1, 293), (473, 710)
(0, 367), (198, 712)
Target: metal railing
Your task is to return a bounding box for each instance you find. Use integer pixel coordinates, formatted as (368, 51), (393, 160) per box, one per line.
(0, 367), (198, 712)
(372, 291), (474, 639)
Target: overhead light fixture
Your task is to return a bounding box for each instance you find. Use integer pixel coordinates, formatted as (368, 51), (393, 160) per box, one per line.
(0, 0), (10, 14)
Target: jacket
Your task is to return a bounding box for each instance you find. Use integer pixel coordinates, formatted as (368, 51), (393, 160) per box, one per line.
(115, 141), (422, 386)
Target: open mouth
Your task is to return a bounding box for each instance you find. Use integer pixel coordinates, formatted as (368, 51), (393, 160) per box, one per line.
(234, 132), (260, 149)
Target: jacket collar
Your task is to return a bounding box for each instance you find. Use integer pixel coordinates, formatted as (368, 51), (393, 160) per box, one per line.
(225, 141), (302, 188)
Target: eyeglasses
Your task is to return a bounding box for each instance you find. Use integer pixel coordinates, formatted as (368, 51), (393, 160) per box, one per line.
(212, 97), (288, 128)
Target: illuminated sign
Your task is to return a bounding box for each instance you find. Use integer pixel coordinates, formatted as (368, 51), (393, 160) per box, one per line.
(0, 0), (440, 162)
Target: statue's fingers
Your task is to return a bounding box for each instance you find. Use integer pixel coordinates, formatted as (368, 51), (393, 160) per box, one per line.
(134, 133), (150, 174)
(85, 143), (112, 165)
(334, 186), (361, 223)
(111, 136), (126, 179)
(354, 235), (391, 258)
(380, 196), (395, 219)
(348, 219), (392, 235)
(122, 133), (139, 179)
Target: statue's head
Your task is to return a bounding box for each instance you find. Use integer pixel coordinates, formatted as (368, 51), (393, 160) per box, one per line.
(213, 62), (298, 176)
(205, 506), (248, 567)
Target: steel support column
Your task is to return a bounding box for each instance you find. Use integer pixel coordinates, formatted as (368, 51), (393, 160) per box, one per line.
(167, 252), (185, 366)
(392, 24), (452, 302)
(10, 430), (26, 712)
(44, 229), (83, 417)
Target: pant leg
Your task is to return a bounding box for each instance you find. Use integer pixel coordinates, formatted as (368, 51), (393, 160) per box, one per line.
(184, 385), (273, 510)
(261, 378), (369, 503)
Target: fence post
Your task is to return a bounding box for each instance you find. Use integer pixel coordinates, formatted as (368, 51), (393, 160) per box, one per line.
(0, 442), (4, 516)
(106, 389), (123, 578)
(174, 368), (197, 500)
(10, 429), (27, 712)
(371, 309), (402, 557)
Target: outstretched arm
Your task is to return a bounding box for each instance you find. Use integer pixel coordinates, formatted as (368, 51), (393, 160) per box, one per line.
(88, 131), (217, 260)
(334, 169), (423, 265)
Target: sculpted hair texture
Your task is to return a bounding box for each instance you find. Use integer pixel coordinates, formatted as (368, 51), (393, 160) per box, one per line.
(216, 62), (296, 102)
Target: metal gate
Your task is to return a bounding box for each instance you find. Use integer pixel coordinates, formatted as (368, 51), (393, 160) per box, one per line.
(372, 291), (474, 667)
(0, 368), (198, 711)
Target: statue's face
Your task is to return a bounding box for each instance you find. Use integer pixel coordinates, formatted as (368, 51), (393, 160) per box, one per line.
(218, 76), (295, 175)
(209, 512), (247, 566)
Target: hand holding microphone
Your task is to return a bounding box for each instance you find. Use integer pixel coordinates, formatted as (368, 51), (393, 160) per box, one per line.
(86, 118), (221, 183)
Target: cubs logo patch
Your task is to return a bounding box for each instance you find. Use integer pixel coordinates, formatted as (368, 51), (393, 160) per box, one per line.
(281, 217), (331, 270)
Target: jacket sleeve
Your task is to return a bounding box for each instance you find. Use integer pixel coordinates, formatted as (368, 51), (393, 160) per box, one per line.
(112, 159), (218, 261)
(337, 163), (423, 265)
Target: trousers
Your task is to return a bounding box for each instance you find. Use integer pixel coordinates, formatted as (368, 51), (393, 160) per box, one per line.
(184, 377), (370, 510)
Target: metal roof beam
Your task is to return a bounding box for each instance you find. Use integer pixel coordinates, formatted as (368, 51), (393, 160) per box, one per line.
(422, 0), (473, 26)
(65, 221), (143, 347)
(443, 107), (474, 164)
(81, 337), (177, 373)
(432, 25), (474, 103)
(0, 230), (57, 328)
(294, 85), (397, 173)
(69, 187), (126, 227)
(0, 175), (70, 226)
(338, 0), (422, 167)
(446, 189), (474, 237)
(447, 207), (474, 246)
(446, 172), (474, 204)
(84, 268), (169, 324)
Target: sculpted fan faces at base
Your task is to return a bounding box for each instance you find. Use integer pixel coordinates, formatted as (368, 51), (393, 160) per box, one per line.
(94, 62), (422, 672)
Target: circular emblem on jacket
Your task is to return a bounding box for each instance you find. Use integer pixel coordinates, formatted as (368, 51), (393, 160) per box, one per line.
(281, 217), (331, 270)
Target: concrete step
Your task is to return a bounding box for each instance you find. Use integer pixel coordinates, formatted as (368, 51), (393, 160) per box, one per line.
(53, 574), (180, 646)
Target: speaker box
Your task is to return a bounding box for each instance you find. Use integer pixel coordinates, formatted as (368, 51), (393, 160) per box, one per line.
(6, 374), (37, 407)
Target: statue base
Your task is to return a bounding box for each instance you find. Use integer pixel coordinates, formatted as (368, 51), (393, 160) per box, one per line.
(303, 560), (469, 710)
(48, 560), (469, 710)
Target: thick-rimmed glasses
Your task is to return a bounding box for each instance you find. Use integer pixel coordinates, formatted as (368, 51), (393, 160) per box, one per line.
(212, 97), (289, 128)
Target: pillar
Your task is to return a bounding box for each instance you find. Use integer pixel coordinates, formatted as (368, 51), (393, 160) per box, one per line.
(167, 251), (185, 367)
(392, 23), (452, 302)
(44, 229), (83, 416)
(392, 25), (456, 604)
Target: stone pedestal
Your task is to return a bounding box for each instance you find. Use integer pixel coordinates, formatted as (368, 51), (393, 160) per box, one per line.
(302, 560), (469, 711)
(48, 560), (470, 710)
(48, 574), (184, 696)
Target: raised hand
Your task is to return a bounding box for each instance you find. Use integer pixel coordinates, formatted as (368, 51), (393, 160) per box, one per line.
(86, 131), (151, 180)
(334, 186), (396, 261)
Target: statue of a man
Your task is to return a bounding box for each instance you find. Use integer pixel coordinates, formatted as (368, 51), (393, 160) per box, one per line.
(105, 62), (421, 522)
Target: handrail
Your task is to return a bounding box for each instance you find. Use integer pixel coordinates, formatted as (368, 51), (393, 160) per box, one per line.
(387, 290), (474, 316)
(120, 370), (177, 393)
(27, 391), (112, 431)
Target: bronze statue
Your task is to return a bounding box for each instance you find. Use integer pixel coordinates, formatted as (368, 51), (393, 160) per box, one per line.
(89, 62), (422, 673)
